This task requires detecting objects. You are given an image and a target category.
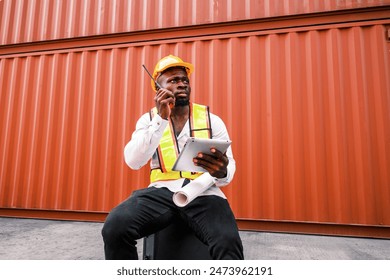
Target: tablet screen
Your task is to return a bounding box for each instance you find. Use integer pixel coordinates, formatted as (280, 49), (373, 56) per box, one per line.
(172, 137), (232, 172)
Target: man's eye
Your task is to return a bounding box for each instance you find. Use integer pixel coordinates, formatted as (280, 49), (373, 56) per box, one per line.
(170, 80), (177, 83)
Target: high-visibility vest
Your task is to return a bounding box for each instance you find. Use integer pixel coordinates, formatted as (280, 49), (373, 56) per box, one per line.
(150, 103), (211, 183)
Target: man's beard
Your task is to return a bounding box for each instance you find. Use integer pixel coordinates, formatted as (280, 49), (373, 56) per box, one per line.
(175, 99), (189, 107)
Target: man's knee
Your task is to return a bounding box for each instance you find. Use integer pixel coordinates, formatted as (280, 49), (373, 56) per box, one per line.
(102, 209), (137, 243)
(217, 229), (242, 247)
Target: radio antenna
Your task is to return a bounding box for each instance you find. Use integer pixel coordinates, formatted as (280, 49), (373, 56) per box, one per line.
(142, 64), (162, 89)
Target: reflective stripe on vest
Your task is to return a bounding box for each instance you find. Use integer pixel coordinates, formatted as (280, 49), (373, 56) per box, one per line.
(190, 102), (211, 139)
(150, 103), (211, 183)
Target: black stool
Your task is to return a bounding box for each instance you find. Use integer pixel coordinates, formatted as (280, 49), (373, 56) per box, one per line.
(143, 217), (212, 260)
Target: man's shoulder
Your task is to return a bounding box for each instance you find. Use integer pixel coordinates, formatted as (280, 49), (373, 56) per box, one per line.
(209, 111), (226, 126)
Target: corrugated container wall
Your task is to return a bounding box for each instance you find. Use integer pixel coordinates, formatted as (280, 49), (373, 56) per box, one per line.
(1, 0), (390, 44)
(1, 1), (390, 237)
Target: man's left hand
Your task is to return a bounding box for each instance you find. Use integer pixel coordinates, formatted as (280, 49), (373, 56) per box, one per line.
(193, 148), (229, 178)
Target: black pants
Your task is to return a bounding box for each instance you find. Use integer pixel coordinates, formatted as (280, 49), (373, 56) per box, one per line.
(102, 187), (244, 260)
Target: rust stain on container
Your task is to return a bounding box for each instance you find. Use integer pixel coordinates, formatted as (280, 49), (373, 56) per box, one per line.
(1, 1), (390, 237)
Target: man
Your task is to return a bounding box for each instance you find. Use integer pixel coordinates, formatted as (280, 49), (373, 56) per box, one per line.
(102, 55), (243, 260)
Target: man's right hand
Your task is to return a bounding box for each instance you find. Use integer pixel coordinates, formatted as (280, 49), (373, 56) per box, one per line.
(154, 88), (175, 119)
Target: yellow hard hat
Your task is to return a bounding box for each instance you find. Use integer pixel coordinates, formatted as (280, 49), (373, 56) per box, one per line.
(151, 55), (194, 91)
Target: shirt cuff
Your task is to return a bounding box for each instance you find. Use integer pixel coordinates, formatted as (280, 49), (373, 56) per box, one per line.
(151, 114), (169, 132)
(211, 170), (231, 186)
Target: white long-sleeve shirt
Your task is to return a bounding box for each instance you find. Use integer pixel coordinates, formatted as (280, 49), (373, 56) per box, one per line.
(124, 111), (236, 198)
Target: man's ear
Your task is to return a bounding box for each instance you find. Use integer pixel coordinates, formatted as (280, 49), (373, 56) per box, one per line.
(155, 82), (160, 91)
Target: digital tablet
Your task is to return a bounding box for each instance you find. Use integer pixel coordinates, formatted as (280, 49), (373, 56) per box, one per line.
(172, 137), (232, 173)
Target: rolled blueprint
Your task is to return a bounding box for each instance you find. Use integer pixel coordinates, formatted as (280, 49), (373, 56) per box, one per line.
(173, 173), (214, 207)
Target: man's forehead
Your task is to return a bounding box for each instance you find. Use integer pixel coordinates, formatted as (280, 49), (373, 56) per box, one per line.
(159, 67), (188, 77)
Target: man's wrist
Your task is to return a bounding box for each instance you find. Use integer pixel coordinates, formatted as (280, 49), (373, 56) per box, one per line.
(213, 170), (228, 181)
(158, 113), (168, 120)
